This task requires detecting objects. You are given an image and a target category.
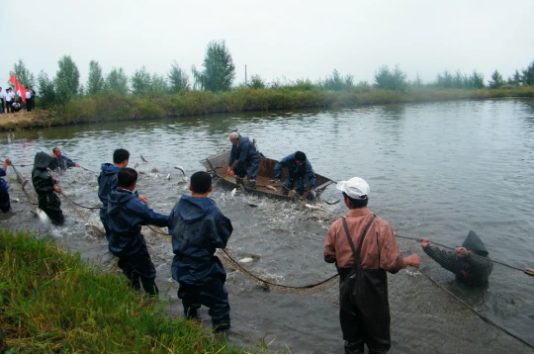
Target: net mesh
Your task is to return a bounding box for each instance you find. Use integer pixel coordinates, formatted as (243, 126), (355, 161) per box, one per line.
(7, 166), (534, 353)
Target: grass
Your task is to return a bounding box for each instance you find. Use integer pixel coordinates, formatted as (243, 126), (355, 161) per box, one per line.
(1, 86), (534, 131)
(0, 228), (248, 353)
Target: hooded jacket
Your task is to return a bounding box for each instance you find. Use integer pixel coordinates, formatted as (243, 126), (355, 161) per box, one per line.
(273, 152), (317, 186)
(0, 168), (9, 192)
(98, 163), (121, 208)
(169, 195), (233, 285)
(107, 189), (169, 257)
(423, 231), (493, 287)
(32, 152), (56, 194)
(228, 137), (261, 172)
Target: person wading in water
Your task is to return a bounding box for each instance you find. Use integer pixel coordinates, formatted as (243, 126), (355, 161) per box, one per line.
(324, 177), (420, 354)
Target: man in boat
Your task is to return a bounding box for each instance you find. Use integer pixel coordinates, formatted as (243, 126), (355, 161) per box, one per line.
(324, 177), (420, 353)
(226, 131), (261, 190)
(273, 151), (317, 199)
(50, 147), (79, 172)
(421, 231), (493, 287)
(98, 148), (130, 240)
(32, 152), (65, 225)
(107, 168), (169, 295)
(168, 171), (233, 332)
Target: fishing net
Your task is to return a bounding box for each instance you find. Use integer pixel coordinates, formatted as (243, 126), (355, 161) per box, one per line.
(6, 165), (534, 353)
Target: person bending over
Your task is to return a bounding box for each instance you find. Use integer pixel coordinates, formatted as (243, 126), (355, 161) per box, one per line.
(273, 151), (317, 199)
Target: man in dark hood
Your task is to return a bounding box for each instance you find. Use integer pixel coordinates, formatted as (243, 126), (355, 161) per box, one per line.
(31, 152), (65, 225)
(168, 171), (233, 332)
(98, 148), (130, 240)
(422, 230), (493, 287)
(226, 131), (261, 190)
(107, 168), (169, 295)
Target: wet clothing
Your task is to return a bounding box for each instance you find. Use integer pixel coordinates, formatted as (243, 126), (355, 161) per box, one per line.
(274, 152), (316, 196)
(107, 188), (169, 295)
(423, 230), (493, 287)
(325, 207), (403, 353)
(31, 152), (64, 225)
(97, 163), (121, 239)
(169, 195), (233, 329)
(51, 155), (76, 172)
(228, 136), (261, 181)
(0, 168), (10, 212)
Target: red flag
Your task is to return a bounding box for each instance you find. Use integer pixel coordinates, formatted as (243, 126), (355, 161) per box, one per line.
(8, 74), (27, 104)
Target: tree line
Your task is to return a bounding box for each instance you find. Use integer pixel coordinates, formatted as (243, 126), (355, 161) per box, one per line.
(6, 40), (534, 109)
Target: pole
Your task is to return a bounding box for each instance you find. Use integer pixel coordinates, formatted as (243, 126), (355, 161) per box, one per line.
(245, 65), (248, 87)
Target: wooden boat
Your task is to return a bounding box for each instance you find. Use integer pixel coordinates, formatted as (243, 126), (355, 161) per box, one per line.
(200, 151), (335, 200)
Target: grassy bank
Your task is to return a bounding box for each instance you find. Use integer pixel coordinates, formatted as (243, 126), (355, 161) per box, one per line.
(0, 229), (245, 353)
(1, 86), (534, 131)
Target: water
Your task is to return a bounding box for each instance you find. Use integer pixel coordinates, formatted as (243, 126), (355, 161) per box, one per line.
(1, 99), (533, 352)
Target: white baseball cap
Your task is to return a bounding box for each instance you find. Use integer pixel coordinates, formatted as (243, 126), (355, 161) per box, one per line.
(336, 177), (370, 200)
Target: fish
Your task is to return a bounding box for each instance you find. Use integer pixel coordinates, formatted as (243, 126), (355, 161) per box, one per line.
(166, 173), (170, 180)
(239, 257), (254, 263)
(324, 199), (340, 205)
(231, 188), (237, 198)
(35, 208), (51, 227)
(304, 204), (321, 210)
(265, 185), (277, 191)
(246, 202), (259, 207)
(11, 198), (20, 202)
(152, 167), (159, 173)
(405, 270), (422, 277)
(174, 166), (186, 176)
(140, 155), (148, 163)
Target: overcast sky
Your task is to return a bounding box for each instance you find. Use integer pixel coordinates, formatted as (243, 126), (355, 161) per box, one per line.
(1, 0), (533, 87)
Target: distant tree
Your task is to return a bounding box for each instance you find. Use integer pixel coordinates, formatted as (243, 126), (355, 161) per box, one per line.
(322, 69), (354, 91)
(411, 72), (423, 88)
(452, 70), (466, 89)
(374, 65), (407, 91)
(54, 55), (80, 105)
(436, 70), (455, 88)
(508, 70), (522, 86)
(488, 70), (505, 89)
(37, 71), (57, 108)
(249, 74), (266, 89)
(105, 67), (129, 95)
(131, 67), (152, 95)
(78, 84), (85, 95)
(469, 70), (485, 89)
(522, 60), (534, 86)
(86, 60), (105, 95)
(151, 73), (169, 93)
(192, 40), (235, 91)
(168, 61), (190, 93)
(10, 59), (35, 88)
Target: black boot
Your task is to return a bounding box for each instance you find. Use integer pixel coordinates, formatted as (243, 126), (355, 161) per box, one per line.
(235, 177), (244, 186)
(344, 340), (365, 354)
(247, 180), (256, 190)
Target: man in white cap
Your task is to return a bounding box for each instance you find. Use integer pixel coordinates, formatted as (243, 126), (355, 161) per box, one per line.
(324, 177), (420, 354)
(226, 131), (261, 190)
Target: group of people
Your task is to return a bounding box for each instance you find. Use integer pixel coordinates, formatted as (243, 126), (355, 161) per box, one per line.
(0, 86), (37, 114)
(1, 131), (494, 353)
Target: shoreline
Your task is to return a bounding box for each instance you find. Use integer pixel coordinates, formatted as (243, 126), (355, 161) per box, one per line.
(1, 87), (533, 132)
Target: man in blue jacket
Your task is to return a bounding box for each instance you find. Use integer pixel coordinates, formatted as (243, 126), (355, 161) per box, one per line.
(107, 168), (169, 295)
(226, 131), (261, 190)
(98, 149), (130, 240)
(0, 158), (12, 213)
(169, 171), (233, 332)
(274, 151), (317, 199)
(51, 147), (79, 172)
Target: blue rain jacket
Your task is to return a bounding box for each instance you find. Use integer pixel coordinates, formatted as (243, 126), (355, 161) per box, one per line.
(228, 137), (261, 173)
(107, 189), (169, 257)
(98, 163), (121, 208)
(169, 195), (233, 285)
(0, 168), (9, 192)
(274, 152), (317, 187)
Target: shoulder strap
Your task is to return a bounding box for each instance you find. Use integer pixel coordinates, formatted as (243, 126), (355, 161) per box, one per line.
(342, 215), (376, 267)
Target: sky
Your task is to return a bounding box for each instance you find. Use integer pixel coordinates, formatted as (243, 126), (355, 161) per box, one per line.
(1, 0), (534, 88)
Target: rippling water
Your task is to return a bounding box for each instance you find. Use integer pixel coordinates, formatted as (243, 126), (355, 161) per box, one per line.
(1, 98), (533, 352)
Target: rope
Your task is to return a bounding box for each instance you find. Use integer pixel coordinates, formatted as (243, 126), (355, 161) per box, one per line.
(58, 192), (101, 210)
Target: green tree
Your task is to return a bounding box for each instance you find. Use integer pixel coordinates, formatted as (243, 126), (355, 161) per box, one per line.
(249, 74), (266, 89)
(10, 59), (35, 88)
(322, 69), (354, 91)
(522, 60), (534, 86)
(508, 70), (522, 86)
(488, 70), (505, 89)
(37, 71), (57, 109)
(131, 67), (152, 95)
(168, 61), (190, 93)
(151, 73), (169, 93)
(86, 60), (105, 95)
(105, 67), (129, 95)
(469, 70), (485, 89)
(54, 55), (80, 104)
(374, 65), (407, 91)
(192, 40), (235, 91)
